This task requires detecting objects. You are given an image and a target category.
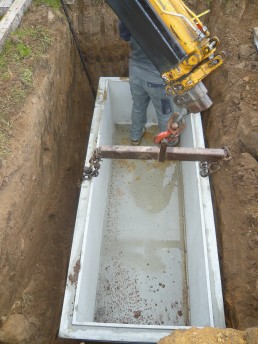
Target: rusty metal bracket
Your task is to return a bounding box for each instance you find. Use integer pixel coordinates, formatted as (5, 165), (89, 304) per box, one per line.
(159, 142), (168, 162)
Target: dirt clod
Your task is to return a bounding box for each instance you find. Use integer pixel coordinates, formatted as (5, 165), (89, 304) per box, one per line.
(0, 314), (37, 344)
(133, 310), (142, 319)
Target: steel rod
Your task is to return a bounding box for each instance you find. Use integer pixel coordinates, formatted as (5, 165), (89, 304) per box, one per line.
(159, 142), (168, 162)
(98, 145), (226, 162)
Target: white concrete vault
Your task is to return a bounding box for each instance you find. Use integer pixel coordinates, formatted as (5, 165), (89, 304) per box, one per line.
(59, 77), (225, 343)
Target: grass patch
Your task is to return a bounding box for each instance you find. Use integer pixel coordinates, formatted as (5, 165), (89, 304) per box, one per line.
(0, 55), (6, 68)
(0, 116), (12, 158)
(34, 0), (61, 9)
(20, 68), (33, 87)
(10, 87), (27, 104)
(0, 21), (53, 160)
(16, 43), (32, 59)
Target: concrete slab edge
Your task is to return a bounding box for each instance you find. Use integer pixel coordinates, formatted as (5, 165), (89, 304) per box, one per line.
(254, 27), (258, 50)
(0, 0), (14, 17)
(0, 0), (32, 52)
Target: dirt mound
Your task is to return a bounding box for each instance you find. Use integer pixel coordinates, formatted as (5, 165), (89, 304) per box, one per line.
(158, 327), (258, 344)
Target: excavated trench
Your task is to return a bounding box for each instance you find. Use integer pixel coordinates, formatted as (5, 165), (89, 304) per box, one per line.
(0, 1), (257, 343)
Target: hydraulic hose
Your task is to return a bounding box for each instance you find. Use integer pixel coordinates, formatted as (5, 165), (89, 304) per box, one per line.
(60, 0), (96, 99)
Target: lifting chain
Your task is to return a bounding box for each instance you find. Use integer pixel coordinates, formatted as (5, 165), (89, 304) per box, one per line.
(82, 149), (102, 181)
(199, 146), (232, 177)
(199, 161), (222, 177)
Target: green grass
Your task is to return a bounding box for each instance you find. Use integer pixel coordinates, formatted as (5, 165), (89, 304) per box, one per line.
(34, 0), (61, 9)
(12, 27), (52, 53)
(20, 68), (33, 87)
(15, 26), (51, 41)
(16, 43), (32, 59)
(1, 71), (10, 80)
(0, 26), (52, 80)
(0, 54), (6, 68)
(0, 116), (11, 157)
(10, 87), (27, 104)
(0, 24), (52, 160)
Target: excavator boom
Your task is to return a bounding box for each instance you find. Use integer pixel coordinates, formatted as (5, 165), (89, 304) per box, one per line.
(106, 0), (224, 113)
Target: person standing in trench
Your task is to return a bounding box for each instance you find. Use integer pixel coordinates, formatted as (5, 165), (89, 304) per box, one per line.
(119, 21), (180, 146)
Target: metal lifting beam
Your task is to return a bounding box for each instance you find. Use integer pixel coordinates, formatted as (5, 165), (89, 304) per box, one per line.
(97, 145), (228, 163)
(82, 145), (231, 180)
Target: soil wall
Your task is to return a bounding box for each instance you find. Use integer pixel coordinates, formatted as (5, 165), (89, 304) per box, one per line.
(0, 6), (93, 343)
(74, 0), (130, 90)
(196, 0), (258, 329)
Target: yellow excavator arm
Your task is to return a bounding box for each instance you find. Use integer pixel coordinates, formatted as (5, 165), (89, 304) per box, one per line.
(149, 0), (223, 94)
(106, 0), (224, 113)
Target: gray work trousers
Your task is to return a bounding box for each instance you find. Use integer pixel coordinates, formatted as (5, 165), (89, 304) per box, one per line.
(129, 73), (175, 141)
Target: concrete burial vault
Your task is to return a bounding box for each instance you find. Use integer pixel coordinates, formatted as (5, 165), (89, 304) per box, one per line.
(59, 78), (225, 343)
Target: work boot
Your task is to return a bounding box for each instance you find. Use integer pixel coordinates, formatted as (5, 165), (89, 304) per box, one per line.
(131, 127), (146, 146)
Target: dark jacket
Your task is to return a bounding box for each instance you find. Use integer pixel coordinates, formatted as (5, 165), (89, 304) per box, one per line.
(118, 22), (162, 83)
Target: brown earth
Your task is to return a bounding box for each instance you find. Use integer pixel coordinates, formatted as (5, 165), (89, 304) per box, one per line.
(0, 1), (257, 344)
(194, 0), (258, 330)
(159, 327), (258, 344)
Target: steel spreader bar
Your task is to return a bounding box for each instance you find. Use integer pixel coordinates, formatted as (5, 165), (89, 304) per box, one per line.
(97, 145), (228, 162)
